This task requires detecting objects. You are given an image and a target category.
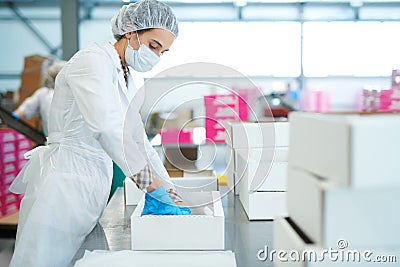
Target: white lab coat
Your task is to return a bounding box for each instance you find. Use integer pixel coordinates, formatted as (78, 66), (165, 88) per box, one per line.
(18, 86), (54, 136)
(9, 42), (175, 267)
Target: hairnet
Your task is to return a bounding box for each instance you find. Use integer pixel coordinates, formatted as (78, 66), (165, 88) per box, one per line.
(44, 61), (66, 89)
(111, 0), (179, 40)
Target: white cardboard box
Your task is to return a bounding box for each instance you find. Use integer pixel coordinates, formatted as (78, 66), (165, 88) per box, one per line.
(287, 167), (400, 248)
(225, 121), (290, 149)
(238, 170), (287, 220)
(274, 217), (324, 267)
(124, 170), (218, 205)
(124, 178), (144, 206)
(227, 147), (289, 195)
(226, 145), (236, 194)
(236, 148), (288, 192)
(289, 112), (400, 187)
(131, 191), (224, 250)
(124, 177), (219, 205)
(274, 217), (400, 267)
(239, 191), (287, 221)
(172, 176), (218, 193)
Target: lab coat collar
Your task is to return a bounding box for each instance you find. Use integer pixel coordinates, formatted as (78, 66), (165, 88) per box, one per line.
(102, 42), (130, 101)
(103, 42), (122, 72)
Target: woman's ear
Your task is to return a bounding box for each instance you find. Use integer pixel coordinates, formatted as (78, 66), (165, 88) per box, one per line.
(124, 32), (133, 39)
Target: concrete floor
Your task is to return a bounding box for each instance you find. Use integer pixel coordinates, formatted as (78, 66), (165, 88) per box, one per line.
(0, 186), (275, 267)
(0, 238), (14, 267)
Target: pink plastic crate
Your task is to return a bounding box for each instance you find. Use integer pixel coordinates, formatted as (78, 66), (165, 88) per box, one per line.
(204, 94), (249, 143)
(205, 129), (226, 143)
(205, 118), (230, 143)
(233, 87), (261, 121)
(204, 94), (238, 107)
(0, 129), (17, 143)
(1, 172), (18, 186)
(0, 182), (12, 195)
(0, 141), (17, 154)
(160, 128), (193, 144)
(16, 133), (27, 140)
(205, 117), (232, 130)
(17, 138), (32, 150)
(16, 149), (30, 161)
(300, 90), (330, 112)
(18, 159), (29, 171)
(0, 200), (20, 218)
(206, 105), (240, 119)
(204, 94), (248, 119)
(0, 192), (19, 205)
(0, 152), (17, 164)
(0, 162), (18, 175)
(379, 89), (400, 111)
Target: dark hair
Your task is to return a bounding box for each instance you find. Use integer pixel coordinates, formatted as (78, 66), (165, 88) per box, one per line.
(114, 29), (152, 41)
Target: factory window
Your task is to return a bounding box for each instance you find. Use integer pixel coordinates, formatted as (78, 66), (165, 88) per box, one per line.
(303, 21), (400, 77)
(147, 21), (301, 78)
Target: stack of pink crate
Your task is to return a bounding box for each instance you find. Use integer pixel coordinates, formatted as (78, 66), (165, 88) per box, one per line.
(204, 94), (247, 143)
(160, 128), (193, 144)
(0, 128), (31, 218)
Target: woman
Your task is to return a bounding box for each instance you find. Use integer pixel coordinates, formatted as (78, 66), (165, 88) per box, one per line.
(9, 1), (189, 266)
(12, 61), (66, 136)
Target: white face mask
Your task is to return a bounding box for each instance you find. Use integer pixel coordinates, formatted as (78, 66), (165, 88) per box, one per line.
(125, 33), (160, 72)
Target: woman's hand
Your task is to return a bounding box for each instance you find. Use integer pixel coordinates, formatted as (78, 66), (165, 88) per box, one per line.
(146, 177), (163, 193)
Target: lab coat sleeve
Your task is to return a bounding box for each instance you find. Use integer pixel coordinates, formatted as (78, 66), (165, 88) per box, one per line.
(142, 130), (176, 191)
(65, 50), (147, 177)
(18, 88), (44, 119)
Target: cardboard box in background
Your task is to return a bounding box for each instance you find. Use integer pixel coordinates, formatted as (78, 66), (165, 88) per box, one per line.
(18, 55), (53, 105)
(131, 191), (224, 250)
(146, 109), (194, 136)
(287, 167), (400, 249)
(289, 112), (400, 188)
(163, 146), (198, 170)
(18, 55), (53, 131)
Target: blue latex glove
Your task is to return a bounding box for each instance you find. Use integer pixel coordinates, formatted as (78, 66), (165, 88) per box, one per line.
(11, 111), (19, 120)
(142, 186), (191, 216)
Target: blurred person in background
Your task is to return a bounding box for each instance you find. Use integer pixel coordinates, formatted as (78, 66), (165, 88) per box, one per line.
(12, 61), (67, 136)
